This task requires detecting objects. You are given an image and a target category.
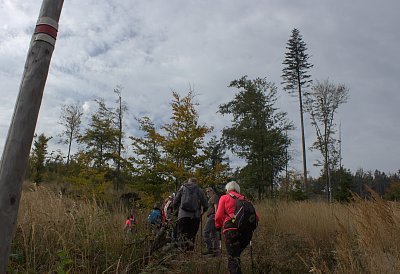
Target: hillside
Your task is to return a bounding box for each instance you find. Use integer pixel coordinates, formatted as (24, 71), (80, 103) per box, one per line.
(9, 185), (400, 273)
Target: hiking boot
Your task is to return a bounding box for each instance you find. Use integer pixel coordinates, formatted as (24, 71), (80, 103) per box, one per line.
(202, 250), (220, 256)
(187, 241), (195, 251)
(205, 251), (220, 257)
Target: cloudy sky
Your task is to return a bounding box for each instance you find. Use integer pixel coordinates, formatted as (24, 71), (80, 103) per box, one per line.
(1, 0), (399, 177)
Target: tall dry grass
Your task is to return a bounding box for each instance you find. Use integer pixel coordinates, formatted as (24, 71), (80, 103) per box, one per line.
(9, 185), (400, 273)
(249, 193), (400, 274)
(9, 185), (151, 273)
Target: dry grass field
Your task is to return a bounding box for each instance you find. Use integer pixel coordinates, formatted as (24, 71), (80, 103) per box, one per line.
(8, 184), (400, 273)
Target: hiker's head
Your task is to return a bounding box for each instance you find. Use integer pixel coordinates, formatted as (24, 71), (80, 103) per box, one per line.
(187, 177), (197, 184)
(206, 187), (215, 197)
(154, 202), (161, 209)
(225, 181), (240, 193)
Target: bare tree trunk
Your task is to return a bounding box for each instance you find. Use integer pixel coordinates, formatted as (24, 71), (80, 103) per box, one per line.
(0, 0), (63, 270)
(67, 131), (73, 165)
(325, 152), (330, 201)
(116, 92), (123, 190)
(297, 77), (308, 191)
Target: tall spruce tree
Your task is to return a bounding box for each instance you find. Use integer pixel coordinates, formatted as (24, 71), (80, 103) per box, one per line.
(282, 28), (313, 191)
(30, 133), (52, 184)
(219, 76), (293, 199)
(200, 136), (230, 186)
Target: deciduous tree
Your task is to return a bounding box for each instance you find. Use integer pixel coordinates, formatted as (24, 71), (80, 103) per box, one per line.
(58, 103), (83, 165)
(219, 76), (293, 198)
(304, 79), (349, 201)
(160, 90), (212, 189)
(130, 117), (166, 197)
(79, 99), (119, 170)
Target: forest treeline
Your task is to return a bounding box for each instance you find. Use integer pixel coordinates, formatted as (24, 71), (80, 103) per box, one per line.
(25, 78), (400, 205)
(22, 29), (400, 205)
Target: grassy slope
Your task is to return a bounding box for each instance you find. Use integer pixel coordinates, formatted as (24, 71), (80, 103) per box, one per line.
(9, 185), (400, 273)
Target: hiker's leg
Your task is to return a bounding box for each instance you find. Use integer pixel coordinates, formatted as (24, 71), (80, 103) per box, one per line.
(189, 218), (200, 242)
(186, 218), (200, 251)
(178, 217), (196, 250)
(239, 231), (252, 253)
(172, 222), (178, 240)
(177, 217), (190, 241)
(224, 230), (242, 274)
(208, 214), (219, 252)
(203, 216), (213, 251)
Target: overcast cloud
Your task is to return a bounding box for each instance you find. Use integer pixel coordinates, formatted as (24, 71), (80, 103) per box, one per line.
(1, 0), (399, 177)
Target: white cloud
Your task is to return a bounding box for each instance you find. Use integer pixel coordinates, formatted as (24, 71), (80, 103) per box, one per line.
(1, 0), (400, 177)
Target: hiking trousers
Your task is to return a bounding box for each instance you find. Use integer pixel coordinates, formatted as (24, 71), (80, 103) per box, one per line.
(204, 214), (219, 252)
(224, 229), (252, 274)
(177, 217), (200, 250)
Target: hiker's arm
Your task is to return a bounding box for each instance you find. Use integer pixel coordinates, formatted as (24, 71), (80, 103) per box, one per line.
(214, 196), (226, 230)
(213, 195), (219, 212)
(164, 200), (171, 219)
(173, 189), (182, 209)
(200, 190), (208, 213)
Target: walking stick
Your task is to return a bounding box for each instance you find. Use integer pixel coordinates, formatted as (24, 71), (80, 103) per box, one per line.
(216, 231), (223, 272)
(250, 240), (254, 274)
(219, 231), (222, 252)
(200, 213), (203, 256)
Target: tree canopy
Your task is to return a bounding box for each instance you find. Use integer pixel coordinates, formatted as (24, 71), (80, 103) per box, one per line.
(219, 76), (293, 198)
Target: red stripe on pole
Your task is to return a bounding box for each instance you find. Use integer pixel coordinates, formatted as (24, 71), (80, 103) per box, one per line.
(35, 24), (58, 39)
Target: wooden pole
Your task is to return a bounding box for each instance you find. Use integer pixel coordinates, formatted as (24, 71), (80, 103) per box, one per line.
(0, 0), (63, 271)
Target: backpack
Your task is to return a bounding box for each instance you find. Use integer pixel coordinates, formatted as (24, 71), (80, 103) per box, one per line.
(148, 208), (162, 225)
(180, 185), (197, 212)
(225, 193), (258, 233)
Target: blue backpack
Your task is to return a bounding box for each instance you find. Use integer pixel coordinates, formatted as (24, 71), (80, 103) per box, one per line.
(147, 208), (162, 225)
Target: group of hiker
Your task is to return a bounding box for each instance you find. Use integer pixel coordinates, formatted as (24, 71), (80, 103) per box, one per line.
(125, 177), (259, 274)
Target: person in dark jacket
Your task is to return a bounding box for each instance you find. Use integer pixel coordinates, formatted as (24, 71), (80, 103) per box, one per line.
(173, 177), (208, 251)
(203, 187), (220, 256)
(215, 181), (259, 274)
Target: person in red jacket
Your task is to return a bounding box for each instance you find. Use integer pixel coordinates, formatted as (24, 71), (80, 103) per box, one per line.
(124, 213), (136, 234)
(215, 181), (259, 274)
